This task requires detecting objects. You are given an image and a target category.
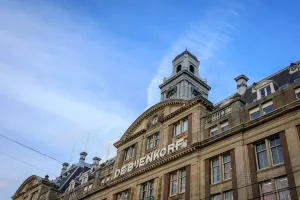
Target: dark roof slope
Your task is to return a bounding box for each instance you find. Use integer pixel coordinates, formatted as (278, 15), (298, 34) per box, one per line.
(241, 61), (300, 104)
(173, 49), (199, 62)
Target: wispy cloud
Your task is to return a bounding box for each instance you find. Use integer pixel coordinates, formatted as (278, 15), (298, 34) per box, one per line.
(147, 2), (244, 107)
(0, 0), (147, 198)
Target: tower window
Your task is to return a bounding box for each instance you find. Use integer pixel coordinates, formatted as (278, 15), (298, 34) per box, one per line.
(189, 65), (195, 73)
(176, 65), (181, 73)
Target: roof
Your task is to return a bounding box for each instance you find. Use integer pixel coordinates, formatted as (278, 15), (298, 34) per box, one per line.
(241, 61), (300, 104)
(173, 49), (199, 62)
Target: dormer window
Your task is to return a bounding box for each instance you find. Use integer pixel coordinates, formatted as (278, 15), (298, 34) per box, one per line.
(189, 65), (195, 73)
(260, 85), (271, 98)
(176, 65), (181, 73)
(81, 173), (88, 184)
(295, 87), (300, 100)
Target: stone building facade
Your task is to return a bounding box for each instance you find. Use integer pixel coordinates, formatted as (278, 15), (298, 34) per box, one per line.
(13, 51), (300, 200)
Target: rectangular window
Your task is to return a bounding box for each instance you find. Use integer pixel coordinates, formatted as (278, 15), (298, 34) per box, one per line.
(211, 158), (220, 183)
(256, 141), (268, 170)
(173, 118), (188, 136)
(260, 85), (272, 98)
(250, 107), (260, 120)
(259, 176), (291, 200)
(140, 180), (154, 200)
(270, 136), (284, 165)
(179, 169), (186, 193)
(169, 168), (186, 196)
(170, 172), (177, 196)
(182, 119), (188, 132)
(276, 176), (291, 200)
(210, 126), (218, 137)
(260, 180), (274, 199)
(211, 153), (232, 184)
(295, 87), (300, 100)
(116, 190), (129, 200)
(124, 145), (135, 161)
(255, 135), (284, 170)
(262, 101), (274, 115)
(224, 191), (233, 200)
(211, 194), (221, 200)
(221, 121), (229, 132)
(223, 154), (232, 180)
(147, 133), (159, 150)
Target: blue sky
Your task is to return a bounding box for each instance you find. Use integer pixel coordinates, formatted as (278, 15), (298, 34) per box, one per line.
(0, 0), (300, 198)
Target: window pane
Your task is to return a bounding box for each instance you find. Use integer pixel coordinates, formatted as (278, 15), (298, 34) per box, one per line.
(211, 194), (221, 200)
(251, 111), (261, 120)
(155, 134), (160, 146)
(183, 119), (188, 132)
(263, 105), (274, 115)
(257, 151), (269, 169)
(296, 92), (300, 100)
(180, 169), (186, 193)
(131, 146), (135, 157)
(211, 158), (220, 183)
(260, 88), (266, 98)
(266, 85), (272, 95)
(276, 176), (291, 200)
(174, 123), (181, 136)
(271, 146), (284, 165)
(224, 191), (233, 200)
(260, 180), (275, 200)
(221, 125), (229, 132)
(147, 137), (153, 149)
(211, 130), (218, 137)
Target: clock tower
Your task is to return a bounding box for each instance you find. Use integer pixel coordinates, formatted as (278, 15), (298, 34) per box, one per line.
(159, 49), (211, 101)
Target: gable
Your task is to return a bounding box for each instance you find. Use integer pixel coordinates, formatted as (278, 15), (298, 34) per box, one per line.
(114, 100), (187, 148)
(13, 175), (41, 198)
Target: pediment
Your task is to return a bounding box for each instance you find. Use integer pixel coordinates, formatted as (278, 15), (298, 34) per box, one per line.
(252, 79), (277, 92)
(114, 100), (187, 148)
(13, 175), (41, 198)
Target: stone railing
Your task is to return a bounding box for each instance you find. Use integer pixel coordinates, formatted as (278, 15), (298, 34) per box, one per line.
(205, 105), (232, 125)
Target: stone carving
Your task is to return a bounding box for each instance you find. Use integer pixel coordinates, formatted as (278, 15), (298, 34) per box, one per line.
(205, 105), (232, 124)
(289, 62), (300, 74)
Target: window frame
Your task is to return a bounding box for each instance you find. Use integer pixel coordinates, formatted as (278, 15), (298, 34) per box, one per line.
(116, 190), (129, 200)
(140, 179), (155, 200)
(173, 118), (188, 137)
(169, 168), (187, 196)
(146, 133), (160, 150)
(124, 145), (135, 161)
(211, 153), (232, 184)
(255, 135), (284, 171)
(259, 176), (291, 200)
(220, 121), (229, 132)
(249, 101), (274, 120)
(210, 126), (218, 137)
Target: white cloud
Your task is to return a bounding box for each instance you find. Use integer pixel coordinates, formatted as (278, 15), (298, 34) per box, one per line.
(146, 3), (244, 107)
(0, 0), (142, 198)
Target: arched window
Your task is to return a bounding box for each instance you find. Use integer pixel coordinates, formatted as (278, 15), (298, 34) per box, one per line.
(176, 65), (181, 73)
(189, 65), (195, 73)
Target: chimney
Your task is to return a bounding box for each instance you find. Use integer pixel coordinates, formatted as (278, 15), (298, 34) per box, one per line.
(61, 162), (69, 175)
(92, 157), (101, 166)
(79, 151), (88, 163)
(234, 74), (249, 95)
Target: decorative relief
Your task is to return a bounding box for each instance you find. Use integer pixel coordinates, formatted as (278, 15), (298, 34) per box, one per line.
(289, 62), (300, 74)
(146, 111), (164, 129)
(205, 105), (232, 124)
